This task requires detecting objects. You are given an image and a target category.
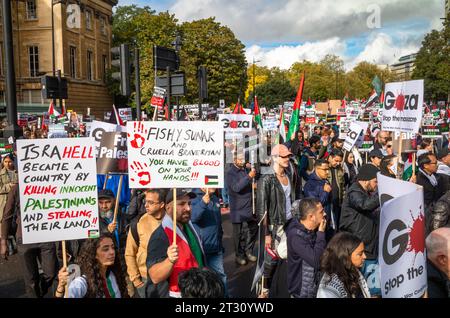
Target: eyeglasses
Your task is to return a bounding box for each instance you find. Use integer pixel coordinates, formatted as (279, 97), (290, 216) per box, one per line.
(144, 200), (161, 206)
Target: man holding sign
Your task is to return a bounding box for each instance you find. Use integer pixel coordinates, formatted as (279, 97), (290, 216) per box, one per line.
(146, 189), (205, 298)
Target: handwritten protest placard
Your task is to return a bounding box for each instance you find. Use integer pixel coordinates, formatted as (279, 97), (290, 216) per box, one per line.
(17, 138), (99, 244)
(127, 121), (224, 188)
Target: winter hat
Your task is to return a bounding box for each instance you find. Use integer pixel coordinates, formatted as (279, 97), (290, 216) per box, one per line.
(357, 164), (380, 181)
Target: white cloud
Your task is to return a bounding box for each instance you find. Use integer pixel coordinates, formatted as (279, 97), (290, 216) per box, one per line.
(246, 32), (422, 71)
(170, 0), (443, 43)
(245, 38), (346, 69)
(347, 32), (421, 70)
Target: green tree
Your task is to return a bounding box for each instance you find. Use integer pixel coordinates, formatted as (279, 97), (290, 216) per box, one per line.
(413, 15), (450, 102)
(256, 69), (296, 108)
(180, 18), (247, 105)
(112, 5), (155, 46)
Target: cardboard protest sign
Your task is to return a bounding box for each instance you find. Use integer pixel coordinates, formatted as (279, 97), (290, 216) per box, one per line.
(17, 138), (99, 244)
(392, 132), (416, 154)
(382, 80), (424, 134)
(127, 121), (224, 188)
(97, 132), (128, 174)
(262, 119), (278, 131)
(89, 120), (126, 157)
(118, 108), (133, 122)
(421, 125), (441, 138)
(343, 122), (365, 152)
(151, 87), (166, 109)
(218, 114), (253, 133)
(378, 189), (426, 298)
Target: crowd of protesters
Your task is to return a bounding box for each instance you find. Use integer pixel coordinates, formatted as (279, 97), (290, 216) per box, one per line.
(0, 113), (449, 300)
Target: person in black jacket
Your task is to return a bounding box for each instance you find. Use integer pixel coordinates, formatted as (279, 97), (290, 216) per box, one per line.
(257, 144), (296, 297)
(417, 152), (446, 209)
(339, 164), (381, 296)
(425, 228), (450, 298)
(427, 190), (450, 235)
(286, 198), (327, 298)
(225, 152), (258, 266)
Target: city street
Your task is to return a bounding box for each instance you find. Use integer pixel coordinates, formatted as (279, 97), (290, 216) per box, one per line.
(0, 210), (257, 298)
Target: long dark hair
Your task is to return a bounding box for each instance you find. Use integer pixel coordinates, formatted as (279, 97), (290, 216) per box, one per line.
(76, 233), (129, 298)
(380, 155), (396, 178)
(320, 232), (363, 296)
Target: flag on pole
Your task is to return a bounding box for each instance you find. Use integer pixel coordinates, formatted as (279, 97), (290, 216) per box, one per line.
(278, 107), (286, 144)
(177, 105), (189, 121)
(232, 102), (246, 114)
(372, 75), (382, 96)
(253, 96), (263, 128)
(48, 101), (60, 117)
(402, 153), (414, 181)
(365, 89), (378, 108)
(306, 97), (312, 108)
(287, 72), (305, 140)
(109, 104), (125, 126)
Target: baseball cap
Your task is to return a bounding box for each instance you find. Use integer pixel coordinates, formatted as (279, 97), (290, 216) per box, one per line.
(271, 144), (293, 157)
(369, 149), (384, 159)
(98, 189), (115, 199)
(165, 188), (196, 204)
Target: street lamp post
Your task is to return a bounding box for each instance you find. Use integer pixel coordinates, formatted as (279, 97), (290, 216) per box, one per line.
(252, 58), (261, 105)
(172, 34), (182, 120)
(51, 0), (67, 112)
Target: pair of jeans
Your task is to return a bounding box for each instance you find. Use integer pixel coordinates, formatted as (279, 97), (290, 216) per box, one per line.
(17, 239), (57, 298)
(135, 277), (148, 298)
(222, 182), (229, 205)
(232, 220), (258, 258)
(206, 251), (228, 297)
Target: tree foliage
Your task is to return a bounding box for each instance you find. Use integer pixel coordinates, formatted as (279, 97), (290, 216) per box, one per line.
(413, 15), (450, 102)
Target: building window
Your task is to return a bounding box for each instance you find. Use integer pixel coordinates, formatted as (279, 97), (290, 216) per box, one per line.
(102, 55), (107, 83)
(100, 17), (106, 35)
(87, 50), (93, 81)
(28, 46), (39, 77)
(85, 9), (92, 30)
(26, 0), (37, 20)
(69, 46), (77, 78)
(22, 89), (45, 104)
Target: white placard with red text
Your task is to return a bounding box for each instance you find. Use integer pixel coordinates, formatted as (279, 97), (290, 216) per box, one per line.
(17, 138), (99, 244)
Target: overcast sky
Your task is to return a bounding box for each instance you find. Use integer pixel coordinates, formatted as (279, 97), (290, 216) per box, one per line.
(118, 0), (445, 70)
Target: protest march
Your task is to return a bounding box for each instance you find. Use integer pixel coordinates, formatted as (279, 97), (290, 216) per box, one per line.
(0, 0), (449, 303)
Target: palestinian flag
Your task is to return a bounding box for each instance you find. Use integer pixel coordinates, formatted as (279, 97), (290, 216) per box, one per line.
(306, 97), (312, 108)
(48, 101), (60, 117)
(109, 104), (125, 126)
(253, 96), (263, 128)
(205, 175), (219, 186)
(287, 72), (305, 140)
(372, 75), (382, 96)
(402, 153), (414, 181)
(232, 102), (246, 114)
(365, 89), (378, 108)
(278, 107), (286, 144)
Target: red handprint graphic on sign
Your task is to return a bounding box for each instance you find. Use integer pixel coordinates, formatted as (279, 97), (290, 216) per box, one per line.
(130, 161), (151, 186)
(128, 122), (147, 149)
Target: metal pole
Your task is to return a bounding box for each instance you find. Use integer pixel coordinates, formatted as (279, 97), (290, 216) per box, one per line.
(2, 0), (19, 137)
(253, 58), (256, 102)
(51, 1), (56, 107)
(166, 66), (171, 121)
(135, 48), (141, 121)
(198, 68), (203, 121)
(176, 96), (179, 120)
(57, 70), (63, 114)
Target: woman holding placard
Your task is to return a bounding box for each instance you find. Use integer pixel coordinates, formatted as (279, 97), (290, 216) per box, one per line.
(55, 233), (129, 298)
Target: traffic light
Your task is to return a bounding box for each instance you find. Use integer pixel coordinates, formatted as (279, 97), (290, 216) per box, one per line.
(198, 66), (208, 100)
(111, 44), (131, 96)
